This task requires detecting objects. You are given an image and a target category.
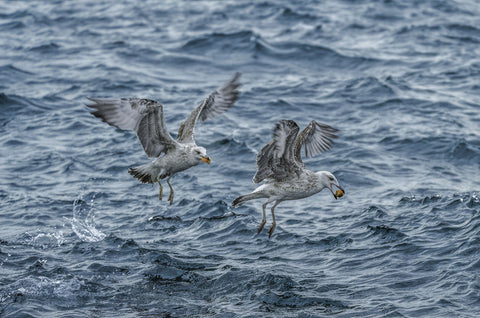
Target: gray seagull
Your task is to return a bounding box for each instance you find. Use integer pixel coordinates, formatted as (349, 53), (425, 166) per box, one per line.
(232, 119), (344, 237)
(87, 73), (241, 204)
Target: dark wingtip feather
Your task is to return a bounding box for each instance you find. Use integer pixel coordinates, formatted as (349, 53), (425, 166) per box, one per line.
(232, 196), (243, 207)
(85, 97), (98, 109)
(128, 167), (153, 184)
(229, 72), (242, 88)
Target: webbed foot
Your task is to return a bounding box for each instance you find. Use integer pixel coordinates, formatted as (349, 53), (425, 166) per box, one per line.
(257, 219), (266, 234)
(268, 222), (276, 238)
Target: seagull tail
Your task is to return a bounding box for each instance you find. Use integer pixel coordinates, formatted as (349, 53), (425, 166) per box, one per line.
(128, 163), (155, 184)
(232, 192), (265, 207)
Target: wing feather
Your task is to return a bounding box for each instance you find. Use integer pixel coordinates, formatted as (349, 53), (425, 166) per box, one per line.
(253, 140), (275, 183)
(253, 120), (301, 183)
(177, 73), (241, 144)
(254, 120), (339, 183)
(86, 98), (177, 158)
(293, 120), (338, 164)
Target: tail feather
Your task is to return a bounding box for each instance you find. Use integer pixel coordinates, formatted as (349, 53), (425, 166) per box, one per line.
(128, 163), (156, 184)
(232, 192), (265, 207)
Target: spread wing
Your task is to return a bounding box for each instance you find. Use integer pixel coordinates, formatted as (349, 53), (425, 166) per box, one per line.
(86, 98), (178, 158)
(253, 120), (302, 183)
(293, 120), (338, 164)
(177, 72), (241, 144)
(252, 140), (275, 184)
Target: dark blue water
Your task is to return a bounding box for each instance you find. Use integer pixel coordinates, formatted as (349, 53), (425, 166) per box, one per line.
(1, 0), (480, 317)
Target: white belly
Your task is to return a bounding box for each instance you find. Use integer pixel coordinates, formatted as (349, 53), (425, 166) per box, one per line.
(258, 174), (324, 201)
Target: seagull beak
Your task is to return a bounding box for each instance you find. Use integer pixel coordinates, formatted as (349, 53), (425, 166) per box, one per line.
(332, 185), (345, 200)
(201, 156), (211, 164)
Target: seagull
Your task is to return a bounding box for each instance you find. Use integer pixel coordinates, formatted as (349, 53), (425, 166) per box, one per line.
(232, 119), (344, 238)
(87, 73), (241, 204)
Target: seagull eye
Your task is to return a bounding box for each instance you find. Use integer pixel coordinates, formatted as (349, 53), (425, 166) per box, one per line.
(329, 177), (334, 181)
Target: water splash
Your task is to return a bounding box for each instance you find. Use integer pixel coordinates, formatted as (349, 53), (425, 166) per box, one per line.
(71, 193), (106, 242)
(12, 276), (82, 299)
(21, 231), (66, 249)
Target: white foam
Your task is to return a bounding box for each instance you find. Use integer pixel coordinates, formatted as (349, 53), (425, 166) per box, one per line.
(71, 194), (106, 242)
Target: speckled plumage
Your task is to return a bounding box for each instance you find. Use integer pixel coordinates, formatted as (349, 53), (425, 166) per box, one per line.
(87, 73), (241, 203)
(232, 119), (344, 237)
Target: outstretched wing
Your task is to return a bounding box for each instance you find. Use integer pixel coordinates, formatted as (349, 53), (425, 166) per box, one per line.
(86, 98), (178, 158)
(253, 120), (302, 183)
(253, 140), (275, 184)
(177, 73), (241, 144)
(293, 120), (338, 164)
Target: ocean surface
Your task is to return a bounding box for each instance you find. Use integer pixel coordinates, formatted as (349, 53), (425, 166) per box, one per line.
(1, 0), (480, 317)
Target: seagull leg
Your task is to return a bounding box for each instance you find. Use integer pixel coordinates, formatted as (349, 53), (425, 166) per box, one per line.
(268, 201), (280, 238)
(158, 181), (163, 200)
(167, 176), (174, 205)
(257, 202), (268, 234)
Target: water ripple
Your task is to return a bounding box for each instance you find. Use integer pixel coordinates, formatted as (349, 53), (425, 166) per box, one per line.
(1, 0), (480, 317)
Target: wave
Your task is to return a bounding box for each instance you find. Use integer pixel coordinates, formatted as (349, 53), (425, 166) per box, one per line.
(1, 0), (480, 317)
(367, 224), (407, 243)
(333, 76), (396, 104)
(29, 42), (61, 53)
(0, 20), (26, 30)
(379, 135), (480, 164)
(179, 29), (378, 72)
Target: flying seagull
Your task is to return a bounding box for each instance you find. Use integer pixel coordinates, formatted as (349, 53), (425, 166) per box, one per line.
(232, 119), (344, 238)
(87, 73), (241, 204)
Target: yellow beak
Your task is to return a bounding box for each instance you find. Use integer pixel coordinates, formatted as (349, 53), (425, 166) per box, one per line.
(201, 156), (211, 164)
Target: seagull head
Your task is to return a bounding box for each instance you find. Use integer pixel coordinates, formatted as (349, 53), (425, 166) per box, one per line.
(193, 146), (211, 164)
(316, 171), (344, 200)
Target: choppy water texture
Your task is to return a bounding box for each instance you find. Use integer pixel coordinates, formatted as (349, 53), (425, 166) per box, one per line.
(1, 0), (480, 317)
